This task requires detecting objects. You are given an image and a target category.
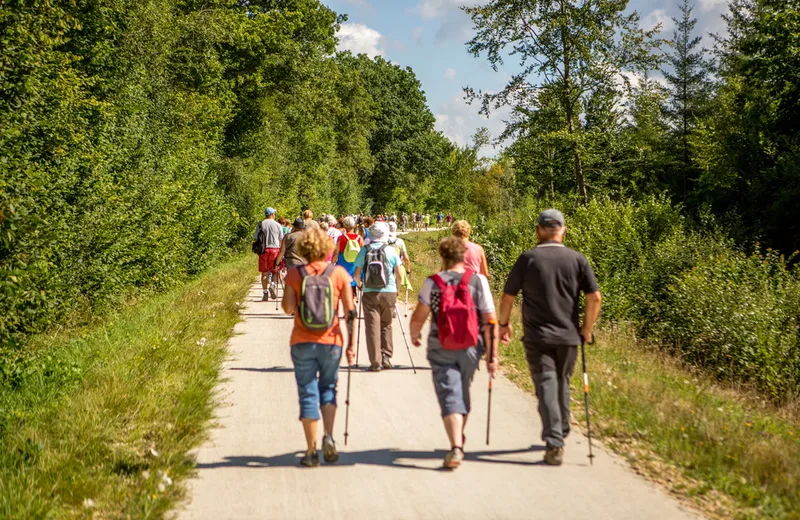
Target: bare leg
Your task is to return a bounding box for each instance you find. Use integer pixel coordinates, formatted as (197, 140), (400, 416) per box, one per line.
(301, 418), (318, 453)
(261, 272), (269, 291)
(443, 414), (464, 448)
(321, 404), (336, 436)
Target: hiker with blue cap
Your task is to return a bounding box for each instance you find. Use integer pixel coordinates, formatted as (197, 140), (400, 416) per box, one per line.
(497, 209), (603, 466)
(253, 207), (284, 301)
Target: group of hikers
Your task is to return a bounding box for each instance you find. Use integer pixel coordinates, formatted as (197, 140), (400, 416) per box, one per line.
(252, 207), (602, 469)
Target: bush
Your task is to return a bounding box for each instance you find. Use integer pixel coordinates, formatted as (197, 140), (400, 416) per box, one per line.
(663, 251), (800, 398)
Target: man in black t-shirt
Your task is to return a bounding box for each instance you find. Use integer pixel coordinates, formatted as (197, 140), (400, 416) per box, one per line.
(498, 209), (602, 466)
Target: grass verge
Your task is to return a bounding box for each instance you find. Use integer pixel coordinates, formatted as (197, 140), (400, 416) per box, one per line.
(0, 253), (254, 518)
(403, 232), (800, 520)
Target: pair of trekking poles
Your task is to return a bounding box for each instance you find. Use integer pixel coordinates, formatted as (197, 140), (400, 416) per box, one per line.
(484, 325), (595, 465)
(344, 287), (417, 446)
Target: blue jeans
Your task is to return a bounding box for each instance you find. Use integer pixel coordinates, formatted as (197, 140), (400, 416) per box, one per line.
(290, 342), (343, 420)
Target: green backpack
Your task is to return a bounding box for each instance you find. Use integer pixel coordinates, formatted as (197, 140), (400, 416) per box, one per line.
(299, 265), (336, 330)
(343, 235), (361, 263)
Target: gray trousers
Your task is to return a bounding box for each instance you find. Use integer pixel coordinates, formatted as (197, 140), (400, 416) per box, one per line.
(525, 343), (578, 448)
(362, 291), (397, 366)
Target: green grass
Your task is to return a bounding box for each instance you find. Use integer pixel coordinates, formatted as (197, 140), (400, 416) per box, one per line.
(404, 232), (800, 520)
(0, 253), (254, 518)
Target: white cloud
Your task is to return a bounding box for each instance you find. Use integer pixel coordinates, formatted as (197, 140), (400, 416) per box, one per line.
(698, 0), (728, 12)
(435, 94), (511, 157)
(336, 23), (384, 58)
(444, 68), (457, 80)
(413, 0), (463, 19)
(642, 8), (675, 33)
(413, 26), (425, 46)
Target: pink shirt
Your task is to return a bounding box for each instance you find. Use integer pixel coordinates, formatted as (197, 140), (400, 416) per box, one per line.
(464, 241), (483, 274)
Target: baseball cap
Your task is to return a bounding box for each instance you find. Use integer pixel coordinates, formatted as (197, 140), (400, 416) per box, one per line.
(292, 217), (305, 229)
(537, 208), (565, 228)
(265, 207), (277, 216)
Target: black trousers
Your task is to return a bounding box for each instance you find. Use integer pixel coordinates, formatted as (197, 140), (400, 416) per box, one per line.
(524, 342), (578, 448)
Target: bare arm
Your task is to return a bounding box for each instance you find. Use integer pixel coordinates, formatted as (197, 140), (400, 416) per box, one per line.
(282, 282), (296, 315)
(482, 312), (499, 377)
(409, 302), (430, 347)
(498, 293), (516, 344)
(479, 246), (489, 278)
(275, 236), (287, 265)
(581, 291), (602, 344)
(354, 267), (362, 288)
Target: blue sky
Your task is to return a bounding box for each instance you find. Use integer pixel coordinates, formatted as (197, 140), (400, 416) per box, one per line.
(328, 0), (730, 156)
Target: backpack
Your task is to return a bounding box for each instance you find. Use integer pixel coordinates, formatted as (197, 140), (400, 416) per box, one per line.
(343, 235), (361, 263)
(431, 271), (480, 350)
(251, 222), (267, 255)
(364, 244), (390, 290)
(298, 264), (336, 330)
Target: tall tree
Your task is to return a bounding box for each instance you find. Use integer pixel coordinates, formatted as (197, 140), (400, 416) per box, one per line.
(662, 0), (713, 197)
(464, 0), (661, 202)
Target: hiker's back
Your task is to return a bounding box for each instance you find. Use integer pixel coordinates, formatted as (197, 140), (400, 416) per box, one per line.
(505, 243), (597, 345)
(463, 241), (482, 273)
(284, 232), (307, 267)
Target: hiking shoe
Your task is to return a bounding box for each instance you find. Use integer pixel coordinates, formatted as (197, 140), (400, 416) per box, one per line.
(368, 363), (382, 372)
(381, 358), (393, 370)
(268, 285), (277, 300)
(261, 292), (269, 302)
(543, 445), (564, 466)
(300, 451), (320, 467)
(443, 447), (464, 469)
(322, 434), (339, 464)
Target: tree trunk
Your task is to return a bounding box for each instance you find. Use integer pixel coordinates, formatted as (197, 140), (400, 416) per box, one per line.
(560, 1), (588, 204)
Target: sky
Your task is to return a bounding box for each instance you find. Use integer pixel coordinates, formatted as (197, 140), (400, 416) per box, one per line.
(327, 0), (732, 157)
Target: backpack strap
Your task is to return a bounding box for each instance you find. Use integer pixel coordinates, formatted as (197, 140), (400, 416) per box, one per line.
(298, 265), (308, 279)
(431, 274), (447, 292)
(459, 270), (473, 287)
(322, 264), (336, 278)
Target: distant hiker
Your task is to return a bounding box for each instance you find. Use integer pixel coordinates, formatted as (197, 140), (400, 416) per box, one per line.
(282, 228), (356, 467)
(451, 220), (489, 278)
(387, 222), (412, 283)
(303, 209), (320, 230)
(362, 216), (375, 245)
(336, 217), (363, 301)
(276, 218), (308, 269)
(401, 212), (408, 232)
(424, 213), (430, 231)
(410, 236), (498, 469)
(254, 208), (284, 301)
(446, 213), (453, 225)
(354, 222), (402, 371)
(498, 209), (602, 466)
(436, 212), (444, 227)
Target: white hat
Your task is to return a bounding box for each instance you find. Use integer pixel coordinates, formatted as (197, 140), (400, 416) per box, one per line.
(370, 222), (389, 241)
(388, 221), (398, 234)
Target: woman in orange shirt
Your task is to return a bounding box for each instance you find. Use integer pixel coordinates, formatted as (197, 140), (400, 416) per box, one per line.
(282, 228), (356, 467)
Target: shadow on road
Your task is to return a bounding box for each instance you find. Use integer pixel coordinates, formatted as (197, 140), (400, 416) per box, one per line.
(195, 445), (549, 472)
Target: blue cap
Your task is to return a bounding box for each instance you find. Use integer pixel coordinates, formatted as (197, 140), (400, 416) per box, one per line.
(265, 207), (276, 216)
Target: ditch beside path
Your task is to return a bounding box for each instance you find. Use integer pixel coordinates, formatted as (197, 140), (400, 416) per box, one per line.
(178, 281), (698, 520)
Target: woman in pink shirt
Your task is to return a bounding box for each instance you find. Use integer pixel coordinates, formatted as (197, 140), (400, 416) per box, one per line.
(451, 220), (489, 277)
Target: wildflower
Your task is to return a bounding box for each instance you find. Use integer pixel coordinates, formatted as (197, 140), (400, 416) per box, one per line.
(82, 498), (96, 509)
(149, 448), (160, 458)
(197, 337), (207, 347)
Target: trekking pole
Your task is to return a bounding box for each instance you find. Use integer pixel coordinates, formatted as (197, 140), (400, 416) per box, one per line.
(394, 304), (417, 374)
(581, 335), (596, 465)
(344, 308), (356, 446)
(486, 319), (497, 445)
(404, 285), (409, 318)
(275, 273), (280, 312)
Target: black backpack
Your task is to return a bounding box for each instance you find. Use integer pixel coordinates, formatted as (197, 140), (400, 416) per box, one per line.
(251, 222), (267, 255)
(364, 244), (390, 289)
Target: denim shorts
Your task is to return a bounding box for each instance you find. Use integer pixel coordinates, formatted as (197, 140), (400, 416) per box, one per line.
(290, 342), (343, 420)
(427, 346), (483, 417)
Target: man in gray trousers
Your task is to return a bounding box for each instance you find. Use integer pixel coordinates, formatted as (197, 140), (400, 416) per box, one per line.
(497, 209), (602, 465)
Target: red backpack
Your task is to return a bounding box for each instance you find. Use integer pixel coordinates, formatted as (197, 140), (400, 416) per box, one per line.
(431, 271), (480, 350)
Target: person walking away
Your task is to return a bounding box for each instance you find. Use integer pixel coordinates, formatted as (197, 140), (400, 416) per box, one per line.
(424, 213), (430, 231)
(276, 218), (308, 269)
(409, 236), (498, 469)
(362, 216), (375, 245)
(303, 209), (320, 230)
(336, 217), (363, 303)
(401, 212), (408, 232)
(255, 208), (284, 301)
(446, 213), (453, 225)
(451, 220), (490, 278)
(498, 209), (602, 466)
(387, 222), (412, 287)
(354, 222), (402, 371)
(282, 228), (356, 467)
(326, 215), (342, 259)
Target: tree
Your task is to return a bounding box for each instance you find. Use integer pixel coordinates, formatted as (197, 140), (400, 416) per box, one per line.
(464, 0), (661, 202)
(662, 0), (713, 197)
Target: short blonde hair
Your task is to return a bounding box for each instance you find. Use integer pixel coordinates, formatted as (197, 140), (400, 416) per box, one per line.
(451, 220), (471, 239)
(439, 236), (467, 268)
(297, 228), (332, 262)
(303, 209), (314, 220)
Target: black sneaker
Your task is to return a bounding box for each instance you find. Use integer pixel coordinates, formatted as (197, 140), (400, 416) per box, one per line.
(261, 292), (269, 302)
(368, 363), (382, 372)
(543, 445), (564, 466)
(381, 358), (393, 370)
(322, 434), (339, 463)
(300, 451), (320, 467)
